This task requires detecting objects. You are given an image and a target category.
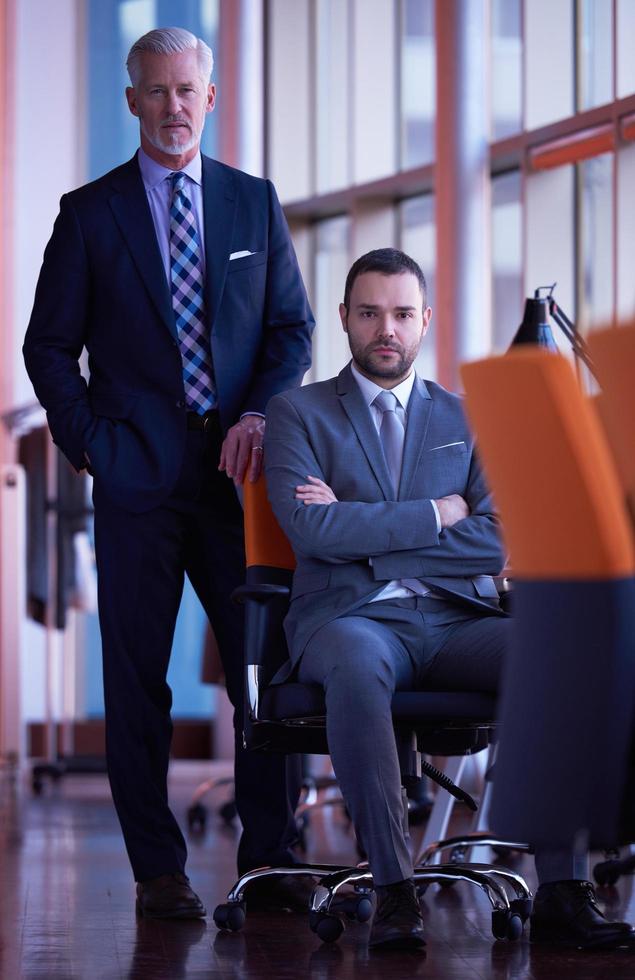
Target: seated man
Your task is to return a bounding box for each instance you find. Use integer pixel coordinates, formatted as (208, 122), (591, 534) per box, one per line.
(264, 248), (631, 950)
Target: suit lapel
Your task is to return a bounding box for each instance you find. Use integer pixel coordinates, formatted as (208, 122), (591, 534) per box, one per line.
(108, 155), (177, 341)
(201, 156), (237, 332)
(336, 365), (395, 500)
(399, 374), (432, 500)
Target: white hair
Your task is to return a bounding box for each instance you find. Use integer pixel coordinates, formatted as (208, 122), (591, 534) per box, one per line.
(126, 27), (214, 86)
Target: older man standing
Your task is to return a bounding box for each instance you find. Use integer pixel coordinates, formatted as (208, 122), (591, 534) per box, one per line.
(24, 27), (313, 918)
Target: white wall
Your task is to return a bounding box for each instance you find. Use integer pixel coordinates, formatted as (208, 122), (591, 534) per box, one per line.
(12, 0), (84, 409)
(10, 0), (85, 726)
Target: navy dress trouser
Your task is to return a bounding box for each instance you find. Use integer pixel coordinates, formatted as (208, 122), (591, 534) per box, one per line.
(93, 422), (301, 882)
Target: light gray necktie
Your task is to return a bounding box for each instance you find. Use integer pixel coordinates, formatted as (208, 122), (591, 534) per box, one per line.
(373, 389), (432, 597)
(373, 390), (404, 496)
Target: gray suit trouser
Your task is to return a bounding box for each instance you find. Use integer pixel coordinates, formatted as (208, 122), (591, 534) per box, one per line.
(297, 595), (510, 886)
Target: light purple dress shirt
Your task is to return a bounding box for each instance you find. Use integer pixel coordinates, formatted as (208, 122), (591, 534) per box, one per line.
(137, 147), (206, 285)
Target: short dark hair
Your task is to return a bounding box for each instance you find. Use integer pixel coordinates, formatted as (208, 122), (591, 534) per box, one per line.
(343, 248), (427, 310)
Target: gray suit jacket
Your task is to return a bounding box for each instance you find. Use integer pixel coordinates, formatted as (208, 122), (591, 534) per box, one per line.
(265, 364), (506, 675)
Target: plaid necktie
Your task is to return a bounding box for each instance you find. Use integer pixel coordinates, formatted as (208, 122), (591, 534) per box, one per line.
(169, 171), (215, 414)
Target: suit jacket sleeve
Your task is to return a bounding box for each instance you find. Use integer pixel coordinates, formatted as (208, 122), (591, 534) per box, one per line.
(370, 450), (506, 580)
(240, 180), (314, 416)
(265, 392), (440, 562)
(23, 194), (95, 471)
(266, 392), (506, 575)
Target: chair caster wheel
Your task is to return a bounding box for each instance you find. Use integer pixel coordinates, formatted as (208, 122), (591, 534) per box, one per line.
(336, 895), (373, 922)
(509, 897), (532, 923)
(449, 844), (469, 864)
(353, 896), (373, 923)
(310, 910), (344, 943)
(187, 803), (207, 831)
(213, 902), (246, 932)
(219, 800), (238, 824)
(594, 860), (621, 887)
(491, 910), (523, 941)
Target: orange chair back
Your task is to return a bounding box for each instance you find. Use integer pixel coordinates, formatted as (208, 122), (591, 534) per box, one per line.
(461, 349), (635, 580)
(243, 473), (296, 571)
(588, 324), (635, 523)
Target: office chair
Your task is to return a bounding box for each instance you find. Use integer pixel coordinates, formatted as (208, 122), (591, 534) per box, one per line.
(587, 323), (635, 887)
(461, 348), (635, 865)
(213, 474), (531, 943)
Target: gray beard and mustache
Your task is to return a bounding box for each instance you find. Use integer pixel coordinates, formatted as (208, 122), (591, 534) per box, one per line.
(140, 114), (203, 156)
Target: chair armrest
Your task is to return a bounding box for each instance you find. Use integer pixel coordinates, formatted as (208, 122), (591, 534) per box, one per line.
(232, 583), (291, 604)
(494, 575), (513, 614)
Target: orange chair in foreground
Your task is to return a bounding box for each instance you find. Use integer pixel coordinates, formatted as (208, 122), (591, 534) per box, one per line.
(461, 348), (635, 852)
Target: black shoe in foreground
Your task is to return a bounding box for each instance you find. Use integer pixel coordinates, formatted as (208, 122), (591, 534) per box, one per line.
(369, 879), (426, 950)
(136, 872), (207, 919)
(246, 873), (316, 913)
(530, 880), (634, 949)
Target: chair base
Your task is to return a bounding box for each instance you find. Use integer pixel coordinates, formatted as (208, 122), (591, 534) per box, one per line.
(213, 853), (532, 944)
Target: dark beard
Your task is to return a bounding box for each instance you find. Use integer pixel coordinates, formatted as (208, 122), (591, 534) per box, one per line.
(350, 339), (419, 380)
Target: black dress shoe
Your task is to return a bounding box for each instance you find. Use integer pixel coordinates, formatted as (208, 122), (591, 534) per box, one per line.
(368, 879), (426, 950)
(136, 872), (207, 919)
(246, 873), (316, 912)
(530, 879), (634, 949)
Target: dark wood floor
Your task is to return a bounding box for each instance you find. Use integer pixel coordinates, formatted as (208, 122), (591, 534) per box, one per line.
(2, 761), (635, 979)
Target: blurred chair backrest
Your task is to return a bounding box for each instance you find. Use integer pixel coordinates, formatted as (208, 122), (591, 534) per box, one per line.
(243, 473), (296, 572)
(588, 323), (635, 527)
(460, 348), (635, 580)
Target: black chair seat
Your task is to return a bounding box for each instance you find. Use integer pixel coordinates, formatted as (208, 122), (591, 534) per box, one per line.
(260, 683), (496, 726)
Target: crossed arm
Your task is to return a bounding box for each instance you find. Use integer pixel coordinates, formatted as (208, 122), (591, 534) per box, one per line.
(264, 393), (505, 575)
(296, 475), (470, 528)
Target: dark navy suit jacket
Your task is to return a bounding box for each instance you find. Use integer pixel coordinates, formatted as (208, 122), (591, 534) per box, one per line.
(23, 153), (314, 513)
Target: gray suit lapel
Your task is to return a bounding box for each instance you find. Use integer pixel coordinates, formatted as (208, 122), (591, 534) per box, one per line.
(336, 364), (395, 500)
(399, 374), (432, 500)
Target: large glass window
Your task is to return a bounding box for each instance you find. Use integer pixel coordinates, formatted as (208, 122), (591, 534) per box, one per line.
(400, 195), (436, 380)
(492, 171), (523, 351)
(352, 0), (397, 184)
(617, 144), (635, 321)
(313, 217), (352, 381)
(578, 153), (614, 332)
(525, 164), (576, 358)
(525, 0), (574, 129)
(315, 0), (350, 193)
(578, 0), (613, 110)
(617, 0), (635, 97)
(491, 0), (522, 140)
(400, 0), (435, 169)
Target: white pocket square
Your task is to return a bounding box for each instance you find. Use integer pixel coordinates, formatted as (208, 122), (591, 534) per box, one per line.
(430, 441), (466, 451)
(229, 250), (255, 260)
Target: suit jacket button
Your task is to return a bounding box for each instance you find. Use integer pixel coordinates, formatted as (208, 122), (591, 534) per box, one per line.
(176, 400), (185, 409)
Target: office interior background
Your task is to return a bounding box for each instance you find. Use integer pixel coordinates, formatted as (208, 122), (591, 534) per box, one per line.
(0, 0), (634, 777)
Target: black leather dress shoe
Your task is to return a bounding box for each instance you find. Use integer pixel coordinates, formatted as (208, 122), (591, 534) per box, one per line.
(530, 880), (634, 949)
(136, 872), (207, 919)
(246, 873), (315, 912)
(368, 879), (426, 950)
